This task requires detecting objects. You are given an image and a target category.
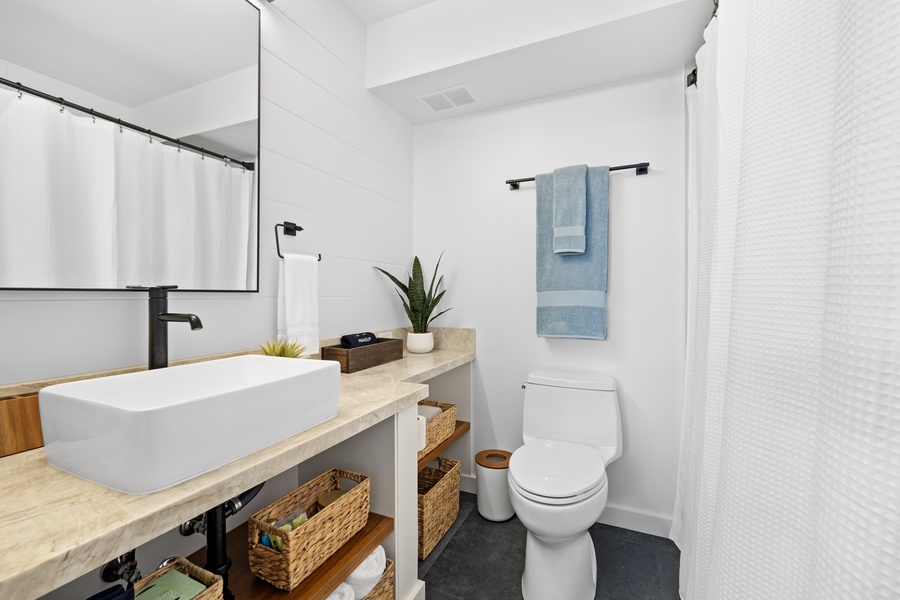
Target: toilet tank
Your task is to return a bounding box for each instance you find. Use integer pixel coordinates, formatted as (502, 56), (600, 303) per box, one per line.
(523, 370), (622, 463)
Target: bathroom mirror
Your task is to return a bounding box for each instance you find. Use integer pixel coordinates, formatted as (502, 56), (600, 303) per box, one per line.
(0, 0), (260, 291)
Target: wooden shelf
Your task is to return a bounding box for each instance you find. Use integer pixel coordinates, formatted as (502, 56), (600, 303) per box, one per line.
(418, 420), (470, 471)
(187, 512), (393, 600)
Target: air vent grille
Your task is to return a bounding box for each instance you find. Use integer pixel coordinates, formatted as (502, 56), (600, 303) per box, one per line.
(417, 84), (480, 113)
(444, 87), (476, 106)
(421, 94), (454, 112)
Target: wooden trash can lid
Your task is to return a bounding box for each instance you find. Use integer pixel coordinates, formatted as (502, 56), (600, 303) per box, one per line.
(475, 449), (512, 470)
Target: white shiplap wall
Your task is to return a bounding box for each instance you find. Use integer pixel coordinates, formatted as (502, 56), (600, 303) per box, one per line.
(0, 0), (414, 386)
(33, 2), (413, 598)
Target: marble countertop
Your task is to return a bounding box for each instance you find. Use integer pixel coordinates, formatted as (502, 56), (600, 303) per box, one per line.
(0, 329), (474, 599)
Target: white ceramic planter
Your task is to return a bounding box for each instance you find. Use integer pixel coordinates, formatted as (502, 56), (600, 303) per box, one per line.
(407, 332), (434, 354)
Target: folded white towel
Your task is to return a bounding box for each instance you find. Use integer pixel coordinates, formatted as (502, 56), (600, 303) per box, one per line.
(346, 545), (386, 599)
(326, 582), (354, 600)
(417, 405), (443, 421)
(277, 254), (319, 355)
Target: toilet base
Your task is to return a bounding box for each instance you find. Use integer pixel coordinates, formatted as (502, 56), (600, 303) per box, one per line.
(521, 530), (597, 600)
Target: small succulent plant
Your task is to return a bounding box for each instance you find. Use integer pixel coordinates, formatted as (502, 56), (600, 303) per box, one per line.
(258, 339), (305, 358)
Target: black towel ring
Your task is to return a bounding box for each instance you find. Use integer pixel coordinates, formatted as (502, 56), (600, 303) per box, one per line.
(274, 222), (322, 261)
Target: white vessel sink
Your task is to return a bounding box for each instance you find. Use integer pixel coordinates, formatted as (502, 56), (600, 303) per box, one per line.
(39, 355), (341, 494)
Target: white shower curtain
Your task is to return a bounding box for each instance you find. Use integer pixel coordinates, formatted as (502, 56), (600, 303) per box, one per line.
(0, 87), (254, 289)
(114, 126), (253, 290)
(0, 89), (117, 287)
(673, 1), (900, 599)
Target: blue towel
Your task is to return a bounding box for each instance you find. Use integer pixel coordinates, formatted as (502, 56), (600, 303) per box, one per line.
(536, 166), (609, 339)
(552, 165), (588, 255)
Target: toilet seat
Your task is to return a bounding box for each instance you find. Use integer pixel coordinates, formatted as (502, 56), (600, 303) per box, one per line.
(509, 439), (607, 506)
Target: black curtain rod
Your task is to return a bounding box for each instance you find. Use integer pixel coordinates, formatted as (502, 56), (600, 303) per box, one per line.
(0, 76), (255, 171)
(505, 162), (649, 190)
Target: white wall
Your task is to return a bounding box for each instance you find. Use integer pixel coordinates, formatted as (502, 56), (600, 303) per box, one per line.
(132, 66), (259, 140)
(412, 71), (685, 535)
(0, 0), (413, 386)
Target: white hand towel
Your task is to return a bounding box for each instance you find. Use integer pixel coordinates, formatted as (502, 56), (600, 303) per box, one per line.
(345, 545), (386, 599)
(326, 582), (354, 600)
(277, 254), (319, 355)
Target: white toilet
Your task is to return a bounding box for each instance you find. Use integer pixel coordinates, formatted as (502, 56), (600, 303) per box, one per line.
(508, 370), (622, 600)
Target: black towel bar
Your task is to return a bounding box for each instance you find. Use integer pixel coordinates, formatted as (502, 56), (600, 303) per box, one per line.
(505, 162), (649, 190)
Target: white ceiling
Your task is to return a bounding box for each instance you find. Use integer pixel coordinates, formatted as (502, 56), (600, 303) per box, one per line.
(354, 0), (711, 124)
(342, 0), (439, 25)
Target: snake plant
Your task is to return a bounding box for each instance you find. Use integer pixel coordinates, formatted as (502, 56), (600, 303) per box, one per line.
(374, 254), (452, 334)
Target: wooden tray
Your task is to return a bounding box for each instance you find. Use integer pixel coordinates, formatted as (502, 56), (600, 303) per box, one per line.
(321, 338), (403, 373)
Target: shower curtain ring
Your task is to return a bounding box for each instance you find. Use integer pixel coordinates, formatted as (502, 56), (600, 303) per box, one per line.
(118, 119), (123, 133)
(91, 109), (96, 124)
(148, 130), (153, 144)
(58, 97), (64, 113)
(16, 83), (22, 99)
(201, 148), (205, 160)
(224, 157), (230, 168)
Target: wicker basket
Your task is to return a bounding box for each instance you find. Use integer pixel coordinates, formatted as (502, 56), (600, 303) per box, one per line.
(417, 457), (460, 559)
(362, 558), (395, 600)
(417, 400), (456, 461)
(134, 557), (223, 600)
(248, 468), (370, 591)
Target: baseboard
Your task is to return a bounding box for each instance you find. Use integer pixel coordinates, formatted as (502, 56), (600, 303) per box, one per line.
(598, 503), (673, 538)
(405, 579), (425, 600)
(460, 473), (477, 494)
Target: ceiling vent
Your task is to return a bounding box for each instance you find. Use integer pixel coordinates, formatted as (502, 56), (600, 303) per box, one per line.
(417, 84), (480, 113)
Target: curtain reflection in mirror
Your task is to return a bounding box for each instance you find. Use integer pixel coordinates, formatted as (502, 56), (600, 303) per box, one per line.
(0, 87), (255, 289)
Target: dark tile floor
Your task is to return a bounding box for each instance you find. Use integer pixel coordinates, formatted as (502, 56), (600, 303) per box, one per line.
(419, 493), (681, 600)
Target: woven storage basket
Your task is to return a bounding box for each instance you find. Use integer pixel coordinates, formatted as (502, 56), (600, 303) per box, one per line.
(248, 468), (370, 591)
(134, 557), (223, 600)
(362, 557), (395, 600)
(417, 457), (460, 559)
(417, 400), (456, 461)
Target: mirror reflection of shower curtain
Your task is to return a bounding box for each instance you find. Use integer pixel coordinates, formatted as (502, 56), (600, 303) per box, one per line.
(0, 87), (253, 289)
(672, 2), (900, 599)
(114, 127), (253, 290)
(0, 90), (116, 287)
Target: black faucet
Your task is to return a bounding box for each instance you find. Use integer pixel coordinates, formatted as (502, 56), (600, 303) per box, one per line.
(147, 285), (203, 370)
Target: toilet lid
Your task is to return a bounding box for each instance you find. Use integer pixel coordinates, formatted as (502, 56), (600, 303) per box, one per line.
(509, 439), (607, 500)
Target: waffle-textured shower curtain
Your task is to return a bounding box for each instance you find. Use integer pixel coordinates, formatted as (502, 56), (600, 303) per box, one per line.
(672, 1), (900, 598)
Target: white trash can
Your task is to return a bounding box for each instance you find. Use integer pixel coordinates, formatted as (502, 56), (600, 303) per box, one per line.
(474, 449), (515, 521)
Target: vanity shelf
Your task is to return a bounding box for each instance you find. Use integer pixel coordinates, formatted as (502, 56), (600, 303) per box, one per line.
(418, 420), (470, 472)
(188, 512), (393, 600)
